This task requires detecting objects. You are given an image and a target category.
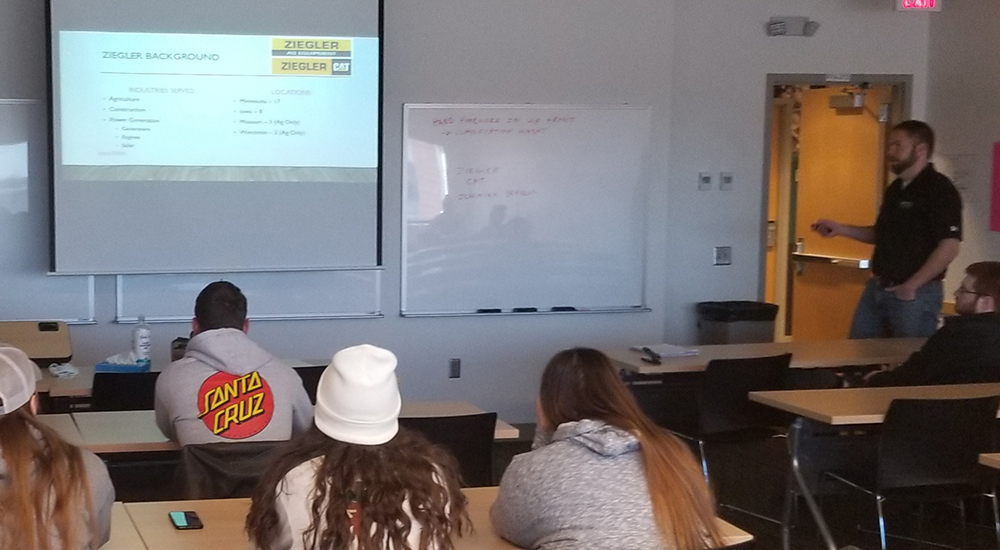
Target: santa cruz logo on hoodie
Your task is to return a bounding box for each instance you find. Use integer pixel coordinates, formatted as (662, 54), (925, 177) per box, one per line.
(197, 371), (274, 438)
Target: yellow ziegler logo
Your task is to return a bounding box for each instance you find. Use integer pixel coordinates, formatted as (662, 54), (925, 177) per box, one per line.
(271, 59), (332, 75)
(271, 38), (351, 52)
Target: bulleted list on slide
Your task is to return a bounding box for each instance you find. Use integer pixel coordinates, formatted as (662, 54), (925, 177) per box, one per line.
(58, 31), (379, 168)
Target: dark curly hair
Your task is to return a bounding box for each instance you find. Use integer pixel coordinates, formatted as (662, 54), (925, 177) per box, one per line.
(246, 425), (470, 550)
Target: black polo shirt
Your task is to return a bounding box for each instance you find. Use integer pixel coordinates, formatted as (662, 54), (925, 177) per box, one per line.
(871, 163), (962, 283)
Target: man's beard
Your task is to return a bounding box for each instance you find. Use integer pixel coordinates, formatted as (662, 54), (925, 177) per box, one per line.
(890, 149), (917, 175)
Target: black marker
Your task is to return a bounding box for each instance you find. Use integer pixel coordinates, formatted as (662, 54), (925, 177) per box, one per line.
(512, 307), (537, 313)
(640, 347), (661, 365)
(551, 306), (577, 312)
(476, 308), (502, 314)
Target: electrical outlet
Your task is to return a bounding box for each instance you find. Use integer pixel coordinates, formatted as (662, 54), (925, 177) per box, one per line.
(449, 358), (461, 378)
(713, 246), (732, 266)
(698, 171), (713, 191)
(720, 171), (734, 191)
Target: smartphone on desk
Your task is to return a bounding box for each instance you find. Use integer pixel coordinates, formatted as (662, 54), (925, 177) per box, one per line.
(169, 511), (203, 530)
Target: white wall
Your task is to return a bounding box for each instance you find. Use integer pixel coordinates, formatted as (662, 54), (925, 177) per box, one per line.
(927, 2), (1000, 293)
(664, 0), (930, 343)
(3, 0), (938, 422)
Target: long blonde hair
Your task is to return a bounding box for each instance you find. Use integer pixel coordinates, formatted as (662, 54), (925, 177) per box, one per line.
(540, 348), (723, 550)
(0, 405), (97, 550)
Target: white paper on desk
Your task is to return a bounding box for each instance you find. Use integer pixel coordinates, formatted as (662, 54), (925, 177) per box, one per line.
(629, 344), (699, 357)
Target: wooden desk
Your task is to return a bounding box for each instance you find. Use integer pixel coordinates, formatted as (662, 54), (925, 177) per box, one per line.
(38, 364), (95, 398)
(124, 498), (251, 550)
(35, 413), (85, 447)
(123, 488), (752, 550)
(102, 502), (145, 550)
(73, 410), (177, 453)
(68, 401), (518, 454)
(401, 400), (520, 439)
(0, 320), (72, 363)
(607, 337), (924, 375)
(980, 453), (1000, 470)
(749, 383), (1000, 425)
(751, 383), (1000, 550)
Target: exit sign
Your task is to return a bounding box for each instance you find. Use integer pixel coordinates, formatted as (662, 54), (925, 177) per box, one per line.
(896, 0), (940, 11)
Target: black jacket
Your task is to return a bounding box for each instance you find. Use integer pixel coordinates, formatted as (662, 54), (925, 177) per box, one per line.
(867, 313), (1000, 387)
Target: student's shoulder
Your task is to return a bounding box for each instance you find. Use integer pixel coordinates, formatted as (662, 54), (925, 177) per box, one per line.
(506, 439), (578, 478)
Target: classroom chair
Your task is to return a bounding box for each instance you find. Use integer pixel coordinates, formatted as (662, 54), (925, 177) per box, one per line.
(172, 441), (284, 499)
(293, 364), (325, 404)
(672, 354), (793, 483)
(821, 396), (1000, 550)
(399, 412), (497, 488)
(89, 371), (160, 411)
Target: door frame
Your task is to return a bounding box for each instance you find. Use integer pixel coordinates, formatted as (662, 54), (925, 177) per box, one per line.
(758, 74), (913, 340)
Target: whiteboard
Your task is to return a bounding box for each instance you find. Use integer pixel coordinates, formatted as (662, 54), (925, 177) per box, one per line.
(116, 270), (382, 322)
(0, 100), (95, 323)
(402, 104), (650, 315)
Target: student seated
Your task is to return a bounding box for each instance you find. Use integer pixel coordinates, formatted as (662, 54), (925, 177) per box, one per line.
(155, 281), (313, 446)
(245, 344), (469, 550)
(866, 261), (1000, 386)
(491, 347), (722, 550)
(0, 345), (115, 550)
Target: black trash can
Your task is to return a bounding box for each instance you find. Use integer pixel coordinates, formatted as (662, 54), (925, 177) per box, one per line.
(696, 301), (779, 345)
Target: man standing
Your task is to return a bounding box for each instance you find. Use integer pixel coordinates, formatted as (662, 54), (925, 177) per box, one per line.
(155, 281), (313, 446)
(866, 262), (1000, 386)
(813, 120), (962, 338)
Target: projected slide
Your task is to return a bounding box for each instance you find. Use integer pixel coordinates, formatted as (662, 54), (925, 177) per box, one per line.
(58, 31), (379, 169)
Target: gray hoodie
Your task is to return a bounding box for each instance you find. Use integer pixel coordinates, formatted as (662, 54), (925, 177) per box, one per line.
(154, 328), (313, 446)
(490, 419), (667, 550)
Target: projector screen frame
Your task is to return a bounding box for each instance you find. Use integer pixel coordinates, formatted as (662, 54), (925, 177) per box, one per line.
(44, 0), (385, 275)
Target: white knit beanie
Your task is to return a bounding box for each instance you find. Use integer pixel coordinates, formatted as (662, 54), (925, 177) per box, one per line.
(0, 345), (42, 415)
(314, 344), (401, 445)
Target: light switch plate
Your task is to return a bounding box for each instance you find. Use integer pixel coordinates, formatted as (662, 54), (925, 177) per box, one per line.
(698, 171), (713, 191)
(720, 171), (734, 191)
(713, 246), (732, 266)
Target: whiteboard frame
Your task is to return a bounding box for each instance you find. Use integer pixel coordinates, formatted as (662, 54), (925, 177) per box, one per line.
(115, 269), (383, 323)
(400, 103), (650, 317)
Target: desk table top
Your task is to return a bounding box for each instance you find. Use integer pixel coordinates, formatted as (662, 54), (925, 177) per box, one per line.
(54, 400), (517, 454)
(102, 502), (146, 550)
(35, 413), (85, 447)
(122, 488), (752, 550)
(980, 453), (1000, 470)
(607, 338), (925, 375)
(750, 383), (1000, 425)
(73, 409), (177, 453)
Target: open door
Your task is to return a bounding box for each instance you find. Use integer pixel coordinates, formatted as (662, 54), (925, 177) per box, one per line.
(765, 78), (908, 341)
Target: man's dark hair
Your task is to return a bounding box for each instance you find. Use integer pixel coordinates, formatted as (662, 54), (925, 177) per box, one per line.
(194, 281), (247, 331)
(967, 262), (1000, 306)
(892, 120), (935, 157)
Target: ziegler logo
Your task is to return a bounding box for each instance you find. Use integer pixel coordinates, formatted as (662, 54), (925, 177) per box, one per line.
(197, 371), (275, 439)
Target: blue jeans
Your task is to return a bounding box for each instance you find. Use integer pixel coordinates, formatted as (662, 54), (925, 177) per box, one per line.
(848, 278), (942, 339)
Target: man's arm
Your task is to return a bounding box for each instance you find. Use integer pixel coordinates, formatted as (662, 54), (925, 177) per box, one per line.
(153, 374), (177, 441)
(886, 238), (960, 300)
(811, 219), (876, 244)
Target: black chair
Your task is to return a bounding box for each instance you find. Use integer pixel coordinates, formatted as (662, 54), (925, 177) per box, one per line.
(399, 412), (497, 488)
(672, 353), (792, 484)
(172, 441), (284, 500)
(822, 396), (1000, 550)
(89, 371), (160, 411)
(294, 365), (326, 404)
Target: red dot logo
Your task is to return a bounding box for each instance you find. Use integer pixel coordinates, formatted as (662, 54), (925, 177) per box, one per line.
(197, 371), (274, 439)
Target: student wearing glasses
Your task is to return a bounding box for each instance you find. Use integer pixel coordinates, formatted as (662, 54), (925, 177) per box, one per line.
(866, 261), (1000, 386)
(491, 347), (722, 550)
